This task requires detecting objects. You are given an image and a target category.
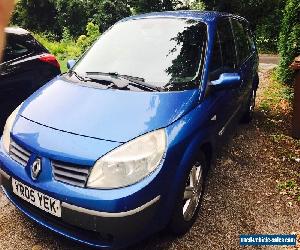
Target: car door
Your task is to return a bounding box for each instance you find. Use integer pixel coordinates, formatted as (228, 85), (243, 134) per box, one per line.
(230, 18), (255, 110)
(207, 17), (240, 137)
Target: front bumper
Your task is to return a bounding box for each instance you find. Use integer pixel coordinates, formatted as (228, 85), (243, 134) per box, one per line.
(0, 168), (160, 249)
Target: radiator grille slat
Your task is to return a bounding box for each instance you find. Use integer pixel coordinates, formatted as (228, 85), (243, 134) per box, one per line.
(9, 141), (30, 167)
(52, 161), (90, 187)
(53, 169), (87, 181)
(10, 152), (28, 166)
(53, 163), (89, 174)
(11, 141), (30, 157)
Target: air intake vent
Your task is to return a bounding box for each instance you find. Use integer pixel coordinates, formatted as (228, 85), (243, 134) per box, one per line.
(9, 141), (31, 167)
(52, 161), (90, 187)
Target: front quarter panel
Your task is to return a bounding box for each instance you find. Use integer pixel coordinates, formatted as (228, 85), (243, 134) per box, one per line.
(157, 97), (218, 225)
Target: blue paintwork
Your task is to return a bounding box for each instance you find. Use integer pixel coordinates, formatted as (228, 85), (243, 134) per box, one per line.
(20, 79), (200, 143)
(67, 59), (76, 69)
(211, 73), (241, 90)
(0, 10), (259, 249)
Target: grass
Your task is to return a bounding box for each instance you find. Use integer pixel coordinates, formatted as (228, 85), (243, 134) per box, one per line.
(258, 69), (300, 202)
(259, 70), (294, 114)
(33, 34), (82, 73)
(277, 180), (300, 202)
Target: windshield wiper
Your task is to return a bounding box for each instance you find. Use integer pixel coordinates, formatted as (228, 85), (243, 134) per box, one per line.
(69, 70), (126, 89)
(69, 70), (86, 81)
(86, 71), (162, 92)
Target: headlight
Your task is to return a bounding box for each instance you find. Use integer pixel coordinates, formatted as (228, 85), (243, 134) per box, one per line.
(87, 129), (167, 189)
(2, 104), (22, 153)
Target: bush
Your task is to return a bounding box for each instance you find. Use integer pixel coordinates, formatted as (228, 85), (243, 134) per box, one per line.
(34, 22), (101, 72)
(278, 0), (300, 84)
(190, 1), (206, 11)
(34, 34), (82, 73)
(77, 22), (101, 52)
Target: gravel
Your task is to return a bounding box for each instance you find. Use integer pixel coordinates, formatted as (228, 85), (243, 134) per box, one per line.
(0, 65), (299, 250)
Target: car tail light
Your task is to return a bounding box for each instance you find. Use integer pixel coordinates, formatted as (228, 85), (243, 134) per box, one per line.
(38, 53), (60, 69)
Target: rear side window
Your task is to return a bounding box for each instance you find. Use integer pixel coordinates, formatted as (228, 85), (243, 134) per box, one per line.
(4, 35), (30, 61)
(231, 19), (252, 65)
(217, 18), (237, 70)
(243, 23), (256, 52)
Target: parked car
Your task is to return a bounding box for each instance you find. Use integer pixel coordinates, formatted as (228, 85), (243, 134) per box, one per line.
(0, 11), (259, 249)
(0, 27), (61, 130)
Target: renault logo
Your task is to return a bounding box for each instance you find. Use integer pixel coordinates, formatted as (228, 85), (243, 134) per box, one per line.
(31, 158), (41, 180)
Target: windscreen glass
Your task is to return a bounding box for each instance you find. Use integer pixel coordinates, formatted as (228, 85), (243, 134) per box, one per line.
(74, 18), (207, 91)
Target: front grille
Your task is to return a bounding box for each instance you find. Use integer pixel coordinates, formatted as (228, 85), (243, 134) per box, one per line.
(9, 140), (31, 167)
(52, 161), (90, 187)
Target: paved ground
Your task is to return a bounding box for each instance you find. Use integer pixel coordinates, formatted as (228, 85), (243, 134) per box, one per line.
(1, 61), (299, 250)
(259, 54), (280, 65)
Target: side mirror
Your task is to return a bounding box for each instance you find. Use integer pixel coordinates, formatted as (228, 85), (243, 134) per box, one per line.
(210, 73), (241, 91)
(67, 59), (76, 70)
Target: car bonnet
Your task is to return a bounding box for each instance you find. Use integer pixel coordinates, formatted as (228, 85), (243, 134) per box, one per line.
(19, 77), (200, 143)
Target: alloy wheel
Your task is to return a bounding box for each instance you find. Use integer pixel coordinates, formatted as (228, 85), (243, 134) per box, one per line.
(182, 163), (204, 221)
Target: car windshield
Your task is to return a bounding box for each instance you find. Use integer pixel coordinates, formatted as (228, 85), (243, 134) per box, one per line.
(74, 18), (207, 91)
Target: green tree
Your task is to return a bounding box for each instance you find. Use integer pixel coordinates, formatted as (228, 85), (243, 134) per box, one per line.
(12, 0), (58, 35)
(92, 0), (131, 31)
(132, 0), (180, 13)
(278, 0), (300, 83)
(202, 0), (284, 52)
(55, 0), (91, 37)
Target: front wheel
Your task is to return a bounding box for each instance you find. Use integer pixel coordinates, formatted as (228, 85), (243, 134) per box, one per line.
(169, 152), (207, 235)
(241, 89), (257, 123)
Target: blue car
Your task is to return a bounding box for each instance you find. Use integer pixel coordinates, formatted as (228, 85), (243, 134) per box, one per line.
(0, 11), (258, 249)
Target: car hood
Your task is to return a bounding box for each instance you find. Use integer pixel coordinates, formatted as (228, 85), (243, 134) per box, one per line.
(20, 77), (199, 143)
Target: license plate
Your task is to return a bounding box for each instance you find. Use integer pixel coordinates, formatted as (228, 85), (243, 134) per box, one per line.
(12, 178), (61, 217)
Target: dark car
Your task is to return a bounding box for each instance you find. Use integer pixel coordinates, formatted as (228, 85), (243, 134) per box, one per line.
(0, 12), (259, 249)
(0, 27), (61, 129)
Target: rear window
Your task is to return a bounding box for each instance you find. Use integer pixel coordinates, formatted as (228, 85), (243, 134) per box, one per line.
(4, 35), (31, 61)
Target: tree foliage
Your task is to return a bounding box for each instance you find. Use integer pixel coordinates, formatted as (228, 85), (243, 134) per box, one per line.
(77, 22), (101, 52)
(93, 0), (131, 31)
(131, 0), (180, 13)
(12, 0), (131, 38)
(55, 0), (91, 37)
(278, 0), (300, 84)
(12, 0), (58, 36)
(201, 0), (284, 53)
(12, 0), (285, 54)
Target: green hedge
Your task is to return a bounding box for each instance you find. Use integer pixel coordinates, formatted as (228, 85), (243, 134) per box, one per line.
(278, 0), (300, 84)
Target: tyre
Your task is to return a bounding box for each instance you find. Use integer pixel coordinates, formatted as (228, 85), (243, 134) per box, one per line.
(241, 88), (256, 123)
(169, 152), (207, 235)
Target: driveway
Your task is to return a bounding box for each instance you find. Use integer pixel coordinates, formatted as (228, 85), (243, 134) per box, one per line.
(0, 63), (299, 250)
(259, 54), (280, 65)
